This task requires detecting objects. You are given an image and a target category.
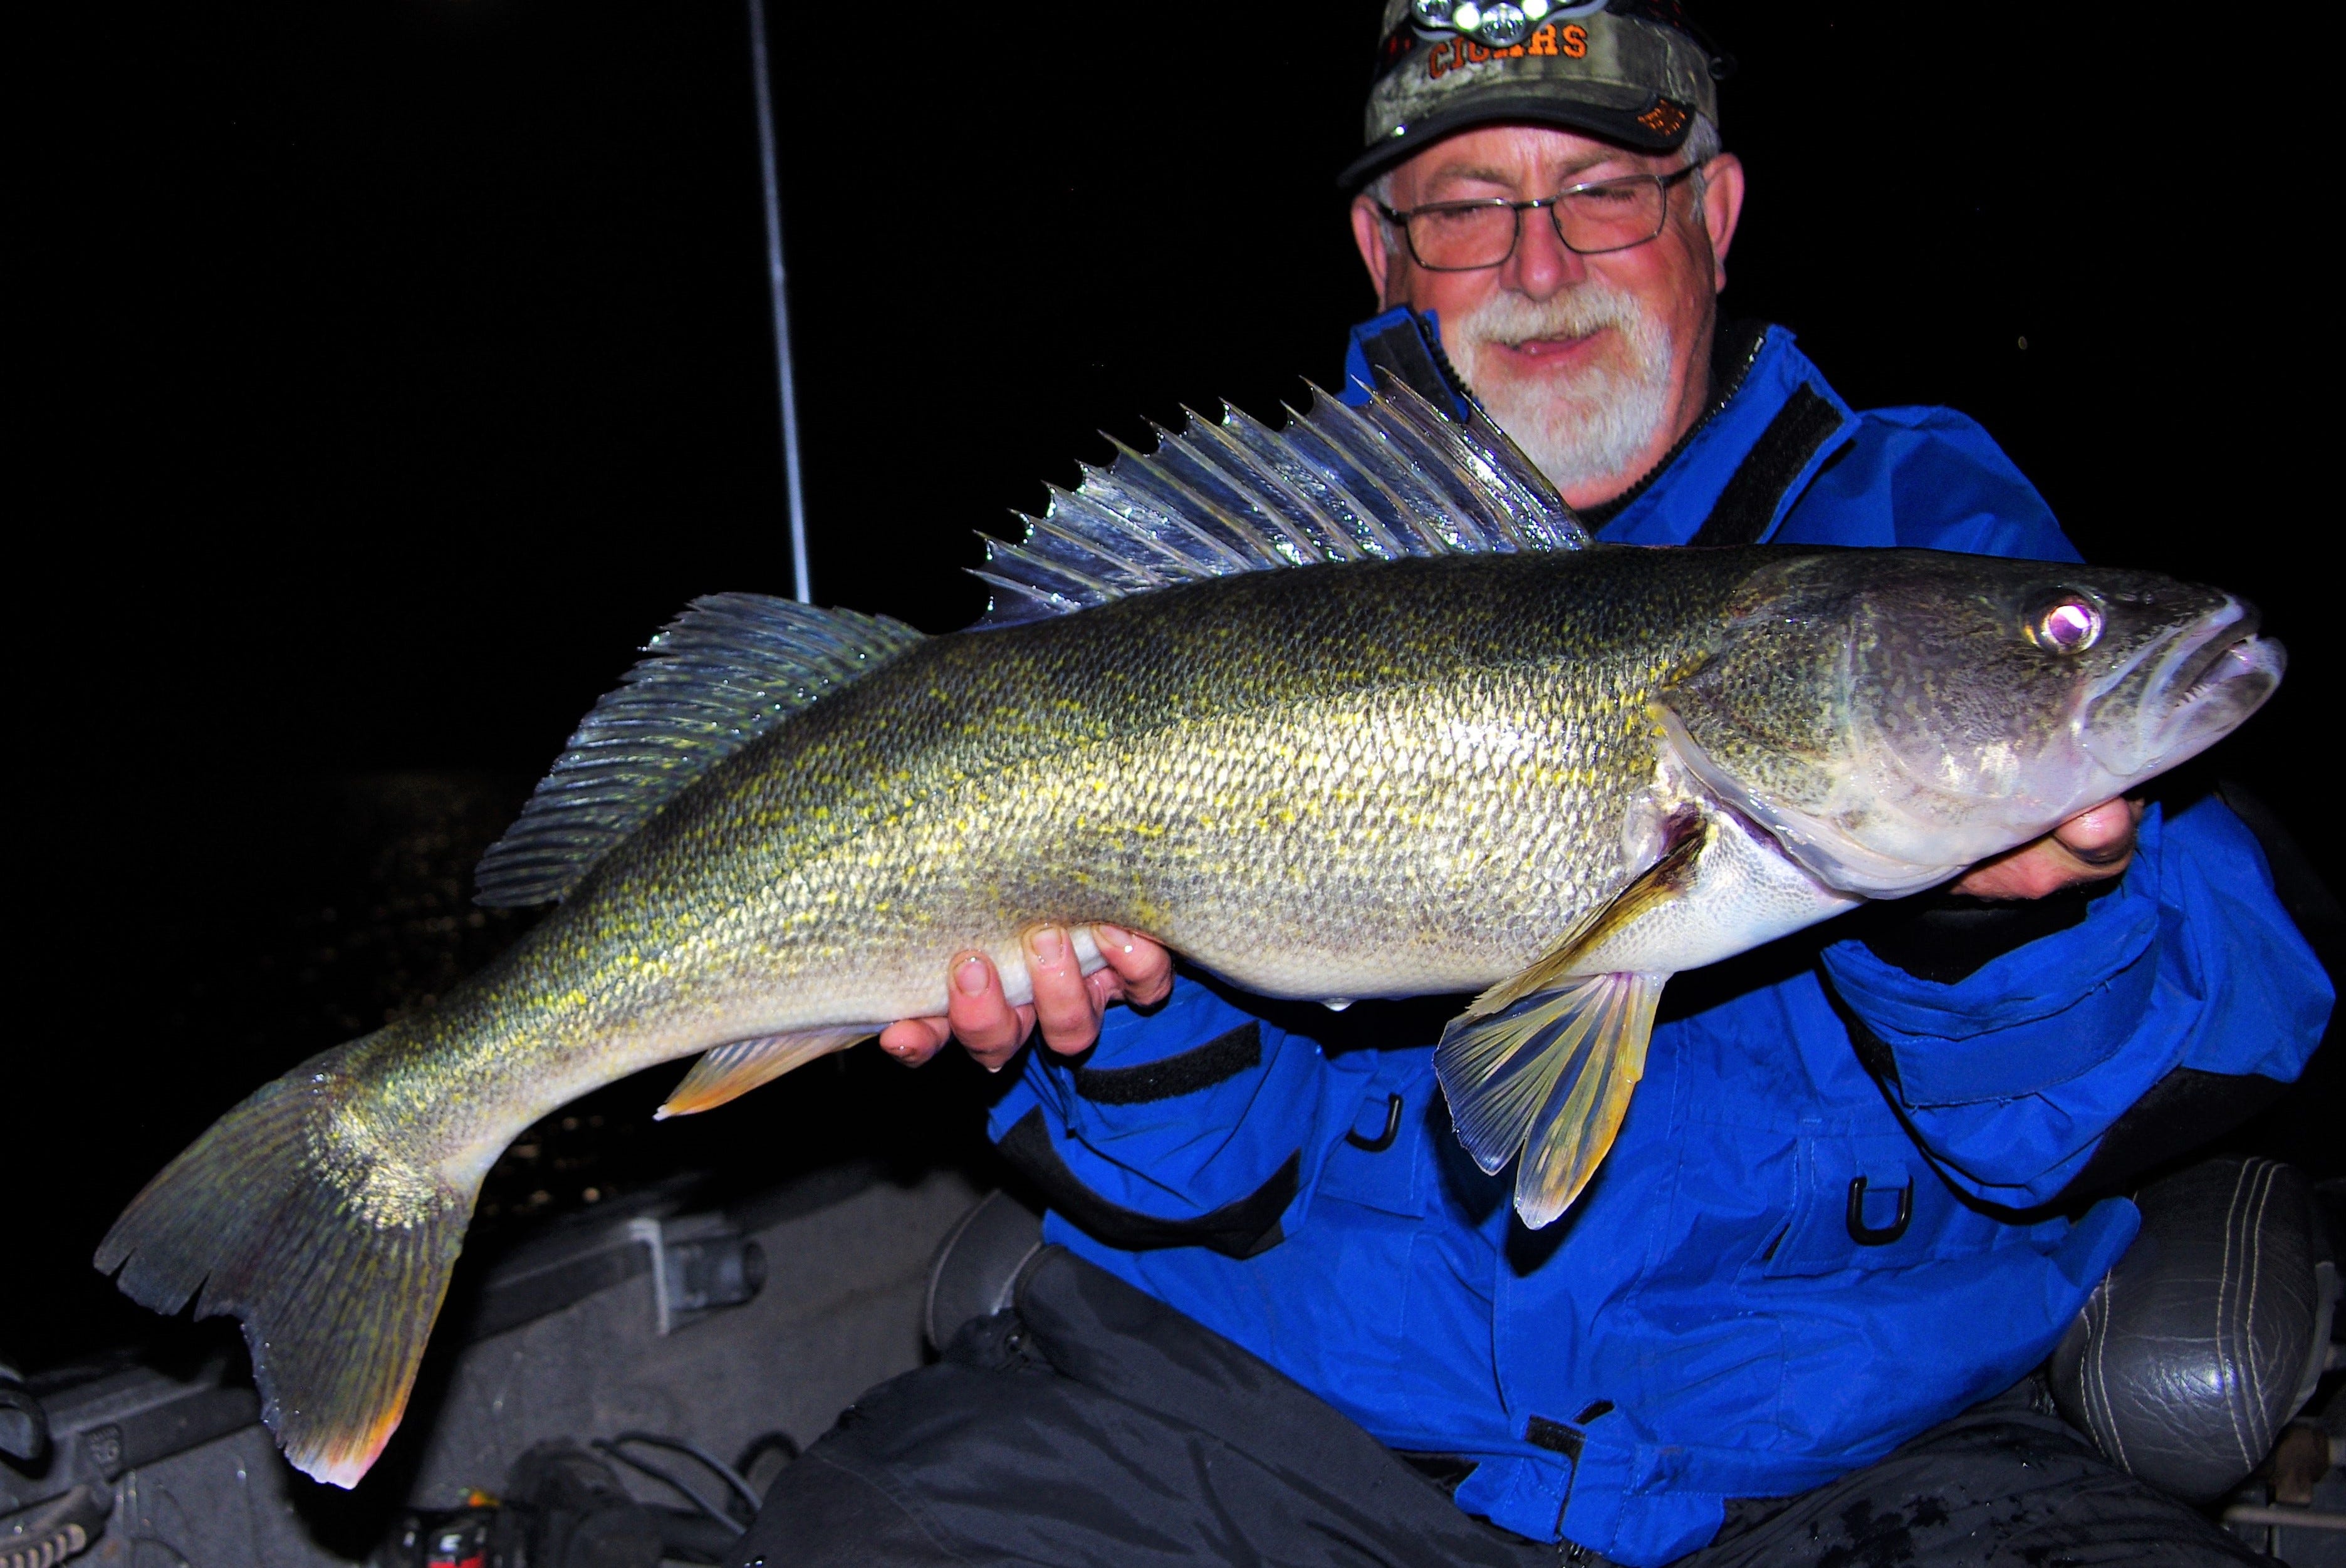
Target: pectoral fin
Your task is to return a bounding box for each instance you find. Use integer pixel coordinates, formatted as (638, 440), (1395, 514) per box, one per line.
(655, 1027), (872, 1119)
(1436, 972), (1665, 1228)
(1436, 811), (1710, 1228)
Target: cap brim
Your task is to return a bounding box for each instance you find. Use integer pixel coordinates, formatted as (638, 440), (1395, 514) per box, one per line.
(1337, 91), (1692, 191)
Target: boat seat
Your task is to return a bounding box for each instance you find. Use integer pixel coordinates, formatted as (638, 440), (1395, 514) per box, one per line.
(2051, 1156), (2339, 1504)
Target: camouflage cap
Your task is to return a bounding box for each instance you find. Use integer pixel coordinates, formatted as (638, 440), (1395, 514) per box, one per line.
(1341, 0), (1724, 189)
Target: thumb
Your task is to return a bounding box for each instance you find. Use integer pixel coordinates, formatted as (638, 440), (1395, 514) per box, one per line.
(2053, 799), (2139, 865)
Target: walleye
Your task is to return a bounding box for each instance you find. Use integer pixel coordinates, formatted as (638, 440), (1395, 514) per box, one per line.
(97, 382), (2283, 1490)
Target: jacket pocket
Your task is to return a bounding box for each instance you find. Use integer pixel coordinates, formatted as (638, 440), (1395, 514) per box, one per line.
(1315, 1075), (1429, 1220)
(1759, 1131), (1945, 1278)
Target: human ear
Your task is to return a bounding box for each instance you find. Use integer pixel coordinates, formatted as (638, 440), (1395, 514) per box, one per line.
(1699, 153), (1746, 292)
(1350, 195), (1397, 305)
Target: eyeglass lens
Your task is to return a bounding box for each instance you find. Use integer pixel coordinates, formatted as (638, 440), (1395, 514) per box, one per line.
(1405, 177), (1669, 271)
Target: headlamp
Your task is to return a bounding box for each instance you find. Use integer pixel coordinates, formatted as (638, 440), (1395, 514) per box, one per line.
(1408, 0), (1609, 51)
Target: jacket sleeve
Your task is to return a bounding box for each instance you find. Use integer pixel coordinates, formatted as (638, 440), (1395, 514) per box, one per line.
(986, 977), (1357, 1257)
(1820, 793), (2333, 1209)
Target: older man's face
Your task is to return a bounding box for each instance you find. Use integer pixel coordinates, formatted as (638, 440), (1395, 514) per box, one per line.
(1350, 125), (1744, 510)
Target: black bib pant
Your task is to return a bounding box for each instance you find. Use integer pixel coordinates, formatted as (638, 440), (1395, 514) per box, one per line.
(737, 1248), (2268, 1568)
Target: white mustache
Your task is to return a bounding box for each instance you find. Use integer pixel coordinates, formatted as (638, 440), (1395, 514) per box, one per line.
(1453, 282), (1645, 351)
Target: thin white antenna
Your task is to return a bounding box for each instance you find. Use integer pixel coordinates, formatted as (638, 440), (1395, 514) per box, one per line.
(747, 0), (811, 603)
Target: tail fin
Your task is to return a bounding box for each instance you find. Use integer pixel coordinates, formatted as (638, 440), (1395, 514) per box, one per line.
(94, 1045), (473, 1488)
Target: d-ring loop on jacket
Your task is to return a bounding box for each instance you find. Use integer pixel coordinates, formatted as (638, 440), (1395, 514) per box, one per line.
(1845, 1175), (1914, 1245)
(1345, 1094), (1405, 1153)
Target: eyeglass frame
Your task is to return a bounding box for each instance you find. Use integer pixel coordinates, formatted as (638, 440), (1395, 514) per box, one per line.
(1372, 163), (1706, 272)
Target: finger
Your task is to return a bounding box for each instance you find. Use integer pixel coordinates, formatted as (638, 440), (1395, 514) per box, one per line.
(878, 1015), (953, 1067)
(965, 1032), (1026, 1074)
(2053, 798), (2140, 866)
(1028, 925), (1103, 1056)
(955, 1005), (1040, 1074)
(945, 952), (1029, 1062)
(1952, 831), (2127, 901)
(964, 1001), (1036, 1074)
(1095, 925), (1175, 1007)
(1085, 967), (1126, 1014)
(1949, 839), (2073, 900)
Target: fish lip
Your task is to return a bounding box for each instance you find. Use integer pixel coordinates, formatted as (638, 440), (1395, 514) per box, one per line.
(2083, 598), (2286, 777)
(2167, 601), (2261, 700)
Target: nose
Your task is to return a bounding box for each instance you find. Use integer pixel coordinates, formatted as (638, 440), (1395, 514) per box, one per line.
(1501, 201), (1587, 300)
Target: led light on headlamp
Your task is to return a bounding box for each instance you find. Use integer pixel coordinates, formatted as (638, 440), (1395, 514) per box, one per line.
(1409, 0), (1608, 49)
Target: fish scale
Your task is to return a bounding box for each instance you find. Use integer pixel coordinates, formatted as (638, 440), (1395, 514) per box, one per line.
(298, 548), (1738, 1227)
(95, 383), (2282, 1492)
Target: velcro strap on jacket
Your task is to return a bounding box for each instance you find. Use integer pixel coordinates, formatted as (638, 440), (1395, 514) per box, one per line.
(998, 1107), (1298, 1260)
(1070, 1022), (1263, 1105)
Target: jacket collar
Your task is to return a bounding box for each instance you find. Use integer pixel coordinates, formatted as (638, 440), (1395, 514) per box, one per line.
(1588, 323), (1860, 547)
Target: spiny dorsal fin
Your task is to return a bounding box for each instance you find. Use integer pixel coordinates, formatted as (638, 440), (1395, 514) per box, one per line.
(474, 594), (924, 907)
(969, 373), (1590, 629)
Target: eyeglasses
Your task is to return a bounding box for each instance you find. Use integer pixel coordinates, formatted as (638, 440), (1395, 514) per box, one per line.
(1375, 165), (1703, 272)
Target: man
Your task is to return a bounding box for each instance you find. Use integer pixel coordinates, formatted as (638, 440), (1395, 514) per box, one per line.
(744, 4), (2330, 1564)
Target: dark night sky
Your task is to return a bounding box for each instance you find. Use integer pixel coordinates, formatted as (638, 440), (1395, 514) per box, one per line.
(11, 4), (2336, 1366)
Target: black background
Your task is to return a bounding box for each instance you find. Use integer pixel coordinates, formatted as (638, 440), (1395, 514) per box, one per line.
(11, 3), (2337, 1372)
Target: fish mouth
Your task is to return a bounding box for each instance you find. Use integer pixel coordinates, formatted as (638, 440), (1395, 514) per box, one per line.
(2085, 598), (2286, 779)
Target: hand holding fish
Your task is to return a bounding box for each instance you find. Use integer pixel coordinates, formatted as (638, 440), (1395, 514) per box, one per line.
(1951, 797), (2145, 900)
(879, 925), (1176, 1068)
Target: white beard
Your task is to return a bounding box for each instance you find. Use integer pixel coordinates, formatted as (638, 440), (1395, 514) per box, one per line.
(1446, 282), (1676, 497)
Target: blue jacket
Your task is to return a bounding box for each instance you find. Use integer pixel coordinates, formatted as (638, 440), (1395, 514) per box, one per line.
(987, 324), (2332, 1564)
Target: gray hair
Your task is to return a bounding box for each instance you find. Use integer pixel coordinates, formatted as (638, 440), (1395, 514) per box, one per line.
(1366, 113), (1723, 256)
(1680, 113), (1723, 173)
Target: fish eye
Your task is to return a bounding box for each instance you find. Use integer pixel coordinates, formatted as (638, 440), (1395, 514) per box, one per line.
(2030, 596), (2104, 655)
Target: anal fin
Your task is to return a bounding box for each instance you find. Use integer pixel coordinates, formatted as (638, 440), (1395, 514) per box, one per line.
(655, 1027), (872, 1119)
(1436, 811), (1711, 1229)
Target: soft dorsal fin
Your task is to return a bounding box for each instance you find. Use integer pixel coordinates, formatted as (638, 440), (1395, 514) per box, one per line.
(969, 373), (1590, 629)
(480, 381), (1574, 897)
(474, 594), (924, 907)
